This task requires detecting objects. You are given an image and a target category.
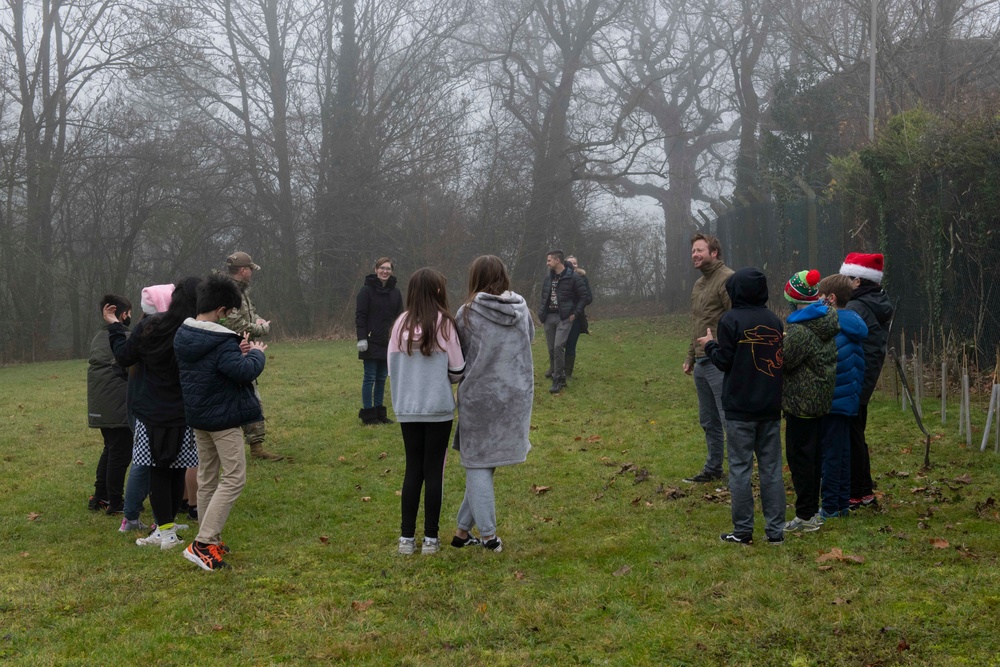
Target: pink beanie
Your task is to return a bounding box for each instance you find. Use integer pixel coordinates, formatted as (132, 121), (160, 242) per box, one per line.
(140, 284), (174, 314)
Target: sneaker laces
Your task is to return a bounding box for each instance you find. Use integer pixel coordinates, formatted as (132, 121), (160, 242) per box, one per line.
(207, 543), (227, 561)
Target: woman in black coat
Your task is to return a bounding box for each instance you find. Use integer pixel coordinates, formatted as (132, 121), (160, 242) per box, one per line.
(356, 257), (403, 425)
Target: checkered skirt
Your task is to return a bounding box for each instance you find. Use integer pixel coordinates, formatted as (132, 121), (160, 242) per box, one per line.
(132, 419), (199, 468)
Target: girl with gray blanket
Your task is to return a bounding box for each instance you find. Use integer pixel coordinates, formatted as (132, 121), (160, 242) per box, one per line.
(451, 256), (535, 553)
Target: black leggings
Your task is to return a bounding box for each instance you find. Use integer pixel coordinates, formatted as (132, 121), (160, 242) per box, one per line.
(399, 421), (452, 539)
(149, 466), (186, 526)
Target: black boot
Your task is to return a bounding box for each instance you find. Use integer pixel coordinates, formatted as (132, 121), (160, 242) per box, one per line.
(375, 406), (395, 424)
(549, 376), (565, 394)
(565, 354), (576, 380)
(358, 407), (379, 425)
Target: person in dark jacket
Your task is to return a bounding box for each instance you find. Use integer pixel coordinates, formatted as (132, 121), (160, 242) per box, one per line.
(537, 249), (588, 394)
(563, 255), (593, 381)
(106, 277), (201, 551)
(356, 256), (403, 425)
(87, 294), (133, 515)
(175, 274), (266, 571)
(781, 289), (840, 534)
(700, 268), (785, 545)
(815, 274), (867, 519)
(839, 252), (894, 510)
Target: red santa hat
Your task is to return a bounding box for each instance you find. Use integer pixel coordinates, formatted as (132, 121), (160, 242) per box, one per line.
(839, 252), (884, 284)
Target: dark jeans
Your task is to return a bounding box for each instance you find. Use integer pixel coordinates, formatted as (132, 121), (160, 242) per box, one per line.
(123, 464), (150, 521)
(399, 420), (452, 539)
(821, 414), (852, 514)
(94, 427), (133, 505)
(726, 419), (785, 541)
(362, 359), (389, 409)
(149, 466), (186, 527)
(693, 359), (726, 476)
(786, 415), (823, 521)
(849, 405), (874, 498)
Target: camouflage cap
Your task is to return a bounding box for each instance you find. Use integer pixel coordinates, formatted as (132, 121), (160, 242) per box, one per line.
(226, 251), (261, 271)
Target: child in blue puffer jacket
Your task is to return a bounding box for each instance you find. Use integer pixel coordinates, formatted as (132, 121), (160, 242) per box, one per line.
(816, 275), (867, 518)
(174, 274), (267, 571)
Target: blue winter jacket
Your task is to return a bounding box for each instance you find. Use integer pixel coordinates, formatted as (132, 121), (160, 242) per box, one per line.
(830, 308), (868, 416)
(174, 318), (265, 431)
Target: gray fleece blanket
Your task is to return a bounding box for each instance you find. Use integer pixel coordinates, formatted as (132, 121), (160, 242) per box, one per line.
(453, 291), (534, 468)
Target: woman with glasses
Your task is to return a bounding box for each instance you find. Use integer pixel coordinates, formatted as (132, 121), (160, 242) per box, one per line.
(356, 257), (403, 424)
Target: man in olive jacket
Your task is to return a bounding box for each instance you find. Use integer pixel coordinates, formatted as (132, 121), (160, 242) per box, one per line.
(682, 234), (734, 484)
(223, 251), (282, 461)
(537, 249), (589, 394)
(87, 294), (133, 513)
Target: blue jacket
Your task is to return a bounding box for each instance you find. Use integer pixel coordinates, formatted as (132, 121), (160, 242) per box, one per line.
(174, 319), (265, 431)
(830, 308), (868, 416)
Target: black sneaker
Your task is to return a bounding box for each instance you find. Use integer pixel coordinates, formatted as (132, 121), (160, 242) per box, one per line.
(766, 535), (785, 546)
(483, 537), (503, 552)
(683, 471), (723, 484)
(548, 379), (563, 394)
(105, 502), (124, 516)
(720, 533), (753, 545)
(88, 495), (109, 512)
(451, 535), (482, 548)
(187, 506), (198, 521)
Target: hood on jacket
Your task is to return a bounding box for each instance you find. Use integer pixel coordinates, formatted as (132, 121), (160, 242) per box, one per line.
(469, 291), (526, 326)
(175, 318), (241, 363)
(851, 285), (893, 325)
(788, 302), (839, 341)
(837, 308), (868, 343)
(725, 268), (769, 308)
(364, 274), (398, 291)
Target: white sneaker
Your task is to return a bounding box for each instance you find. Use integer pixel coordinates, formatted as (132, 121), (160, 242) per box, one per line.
(783, 514), (823, 533)
(136, 528), (161, 547)
(398, 537), (416, 555)
(173, 523), (189, 532)
(159, 526), (182, 550)
(421, 537), (440, 555)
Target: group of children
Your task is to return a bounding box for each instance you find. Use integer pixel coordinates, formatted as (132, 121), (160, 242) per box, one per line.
(698, 252), (893, 545)
(88, 274), (267, 571)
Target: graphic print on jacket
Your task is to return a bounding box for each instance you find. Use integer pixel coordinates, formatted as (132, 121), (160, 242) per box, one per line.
(740, 325), (783, 377)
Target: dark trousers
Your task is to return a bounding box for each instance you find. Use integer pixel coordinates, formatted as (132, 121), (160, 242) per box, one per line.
(399, 421), (452, 539)
(786, 415), (823, 521)
(94, 427), (133, 505)
(849, 405), (874, 498)
(820, 414), (852, 514)
(149, 466), (186, 527)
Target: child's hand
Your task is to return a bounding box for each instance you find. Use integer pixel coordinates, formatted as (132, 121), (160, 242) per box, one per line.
(239, 332), (252, 355)
(102, 303), (119, 325)
(249, 340), (267, 353)
(696, 327), (714, 346)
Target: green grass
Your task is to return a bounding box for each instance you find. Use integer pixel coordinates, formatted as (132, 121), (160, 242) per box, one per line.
(2, 315), (999, 666)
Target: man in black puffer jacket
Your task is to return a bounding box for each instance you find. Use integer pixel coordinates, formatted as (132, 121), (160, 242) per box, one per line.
(537, 249), (589, 394)
(839, 253), (894, 510)
(175, 274), (267, 571)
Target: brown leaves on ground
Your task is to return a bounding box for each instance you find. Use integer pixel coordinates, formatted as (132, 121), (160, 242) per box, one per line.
(953, 473), (972, 484)
(531, 484), (551, 495)
(816, 547), (864, 566)
(27, 512), (41, 521)
(586, 435), (602, 443)
(351, 600), (374, 612)
(656, 484), (686, 500)
(975, 497), (997, 519)
(929, 538), (949, 549)
(319, 535), (329, 544)
(612, 565), (631, 577)
(514, 571), (526, 581)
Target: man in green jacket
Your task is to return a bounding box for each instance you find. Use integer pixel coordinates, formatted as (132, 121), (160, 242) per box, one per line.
(682, 234), (734, 484)
(223, 251), (283, 461)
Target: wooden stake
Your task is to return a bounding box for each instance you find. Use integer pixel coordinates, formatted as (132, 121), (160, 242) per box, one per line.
(941, 361), (947, 425)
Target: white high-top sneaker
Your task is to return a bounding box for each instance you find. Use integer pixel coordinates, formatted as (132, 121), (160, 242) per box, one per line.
(159, 526), (182, 550)
(135, 527), (161, 547)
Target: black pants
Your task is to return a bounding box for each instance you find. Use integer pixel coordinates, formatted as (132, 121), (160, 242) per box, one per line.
(94, 427), (133, 506)
(849, 405), (874, 498)
(399, 421), (452, 539)
(149, 466), (186, 527)
(786, 415), (823, 520)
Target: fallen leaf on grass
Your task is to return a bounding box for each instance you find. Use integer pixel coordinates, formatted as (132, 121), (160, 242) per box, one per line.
(379, 452), (387, 460)
(361, 496), (371, 502)
(656, 484), (685, 500)
(514, 571), (526, 581)
(612, 565), (631, 577)
(531, 485), (551, 495)
(897, 639), (910, 652)
(815, 547), (864, 565)
(930, 538), (949, 549)
(818, 565), (833, 571)
(476, 602), (487, 614)
(586, 435), (602, 443)
(975, 497), (996, 518)
(633, 468), (650, 484)
(75, 460), (83, 465)
(20, 552), (29, 558)
(395, 490), (402, 496)
(212, 624), (224, 631)
(833, 597), (850, 605)
(27, 512), (41, 521)
(319, 535), (329, 544)
(338, 456), (346, 463)
(630, 496), (642, 506)
(900, 447), (911, 454)
(532, 514), (553, 523)
(953, 473), (972, 484)
(574, 436), (582, 441)
(352, 600), (374, 612)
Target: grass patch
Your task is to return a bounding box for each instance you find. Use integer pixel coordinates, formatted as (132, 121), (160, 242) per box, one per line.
(1, 315), (998, 665)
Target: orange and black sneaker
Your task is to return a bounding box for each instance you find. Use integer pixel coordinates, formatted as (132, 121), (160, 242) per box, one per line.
(183, 541), (230, 571)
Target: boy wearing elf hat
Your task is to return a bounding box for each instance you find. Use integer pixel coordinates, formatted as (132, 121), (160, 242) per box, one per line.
(781, 269), (839, 534)
(839, 252), (893, 510)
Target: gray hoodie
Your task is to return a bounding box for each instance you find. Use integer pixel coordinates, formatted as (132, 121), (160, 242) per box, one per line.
(453, 291), (534, 468)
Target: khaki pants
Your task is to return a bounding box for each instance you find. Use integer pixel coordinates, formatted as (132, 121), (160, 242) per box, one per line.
(194, 427), (247, 546)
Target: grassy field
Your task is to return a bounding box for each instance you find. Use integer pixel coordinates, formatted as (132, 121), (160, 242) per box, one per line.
(2, 315), (999, 666)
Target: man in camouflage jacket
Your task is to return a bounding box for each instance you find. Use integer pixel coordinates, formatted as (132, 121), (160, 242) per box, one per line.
(223, 251), (283, 461)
